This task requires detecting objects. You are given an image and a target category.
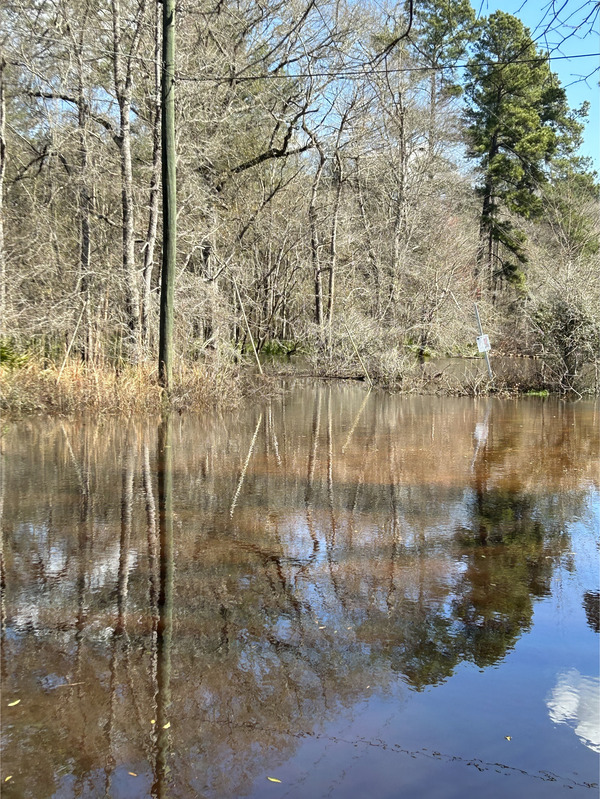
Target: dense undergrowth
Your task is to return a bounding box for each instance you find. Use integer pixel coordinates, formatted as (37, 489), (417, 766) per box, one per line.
(2, 344), (596, 419)
(0, 356), (247, 417)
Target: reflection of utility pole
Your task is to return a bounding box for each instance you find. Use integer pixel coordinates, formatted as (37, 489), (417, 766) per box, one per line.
(153, 416), (174, 799)
(0, 437), (6, 668)
(75, 429), (92, 798)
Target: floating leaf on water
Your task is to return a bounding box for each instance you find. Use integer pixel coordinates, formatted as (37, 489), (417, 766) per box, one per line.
(150, 719), (156, 725)
(4, 776), (13, 782)
(504, 736), (512, 741)
(267, 777), (282, 783)
(163, 722), (171, 729)
(318, 626), (325, 629)
(8, 700), (21, 707)
(128, 772), (138, 777)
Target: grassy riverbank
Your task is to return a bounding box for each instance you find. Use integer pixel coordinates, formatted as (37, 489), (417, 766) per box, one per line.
(0, 357), (246, 417)
(2, 350), (597, 418)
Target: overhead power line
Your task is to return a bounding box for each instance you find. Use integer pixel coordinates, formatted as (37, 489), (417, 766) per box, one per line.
(175, 51), (600, 83)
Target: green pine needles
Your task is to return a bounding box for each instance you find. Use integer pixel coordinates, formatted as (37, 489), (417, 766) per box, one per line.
(464, 11), (585, 293)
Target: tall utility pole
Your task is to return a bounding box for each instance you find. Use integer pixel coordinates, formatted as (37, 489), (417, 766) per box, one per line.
(158, 0), (176, 390)
(0, 55), (7, 326)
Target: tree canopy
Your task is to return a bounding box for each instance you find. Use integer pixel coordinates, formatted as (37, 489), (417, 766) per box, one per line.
(0, 0), (598, 398)
(464, 10), (585, 290)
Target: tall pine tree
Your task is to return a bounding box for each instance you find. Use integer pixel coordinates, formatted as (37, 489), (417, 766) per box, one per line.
(410, 0), (476, 158)
(464, 11), (580, 292)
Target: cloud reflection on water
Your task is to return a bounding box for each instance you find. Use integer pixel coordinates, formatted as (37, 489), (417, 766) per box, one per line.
(547, 669), (600, 753)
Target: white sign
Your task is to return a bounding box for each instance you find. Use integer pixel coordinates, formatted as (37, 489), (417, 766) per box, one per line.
(477, 334), (491, 353)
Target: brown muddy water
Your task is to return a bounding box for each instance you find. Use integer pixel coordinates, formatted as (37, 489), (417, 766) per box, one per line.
(1, 383), (599, 799)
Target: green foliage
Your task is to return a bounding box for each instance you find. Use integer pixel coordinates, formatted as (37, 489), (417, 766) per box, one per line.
(407, 0), (477, 113)
(542, 163), (600, 258)
(464, 11), (584, 287)
(490, 218), (528, 286)
(0, 340), (29, 369)
(411, 0), (476, 72)
(260, 339), (303, 358)
(451, 487), (570, 667)
(534, 296), (600, 392)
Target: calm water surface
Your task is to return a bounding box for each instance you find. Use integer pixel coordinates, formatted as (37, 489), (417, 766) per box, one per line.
(1, 384), (599, 798)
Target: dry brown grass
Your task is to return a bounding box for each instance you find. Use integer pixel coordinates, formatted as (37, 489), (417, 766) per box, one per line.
(0, 355), (247, 417)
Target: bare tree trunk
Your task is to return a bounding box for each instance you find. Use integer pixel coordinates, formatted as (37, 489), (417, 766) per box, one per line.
(427, 71), (437, 162)
(325, 101), (353, 343)
(382, 63), (409, 308)
(326, 151), (343, 347)
(391, 96), (407, 283)
(307, 138), (326, 332)
(141, 2), (162, 352)
(72, 17), (93, 361)
(112, 0), (146, 361)
(119, 101), (140, 354)
(354, 164), (381, 317)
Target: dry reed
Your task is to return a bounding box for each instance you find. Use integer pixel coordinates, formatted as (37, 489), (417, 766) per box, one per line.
(0, 356), (245, 417)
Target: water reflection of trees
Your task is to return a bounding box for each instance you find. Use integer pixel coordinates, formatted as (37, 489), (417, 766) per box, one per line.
(583, 591), (600, 633)
(1, 391), (598, 796)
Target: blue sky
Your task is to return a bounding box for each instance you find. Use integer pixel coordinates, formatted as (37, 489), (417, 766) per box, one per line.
(471, 0), (600, 171)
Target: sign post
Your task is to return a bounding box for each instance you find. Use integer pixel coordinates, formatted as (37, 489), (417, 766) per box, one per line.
(474, 303), (493, 380)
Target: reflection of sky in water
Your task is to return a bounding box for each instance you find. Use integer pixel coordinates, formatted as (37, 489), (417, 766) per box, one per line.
(547, 670), (600, 753)
(3, 396), (599, 797)
(89, 546), (138, 590)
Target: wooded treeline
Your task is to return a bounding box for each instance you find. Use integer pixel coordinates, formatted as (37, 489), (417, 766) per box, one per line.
(1, 0), (598, 397)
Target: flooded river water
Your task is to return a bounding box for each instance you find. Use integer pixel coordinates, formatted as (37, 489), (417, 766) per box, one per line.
(1, 383), (599, 798)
